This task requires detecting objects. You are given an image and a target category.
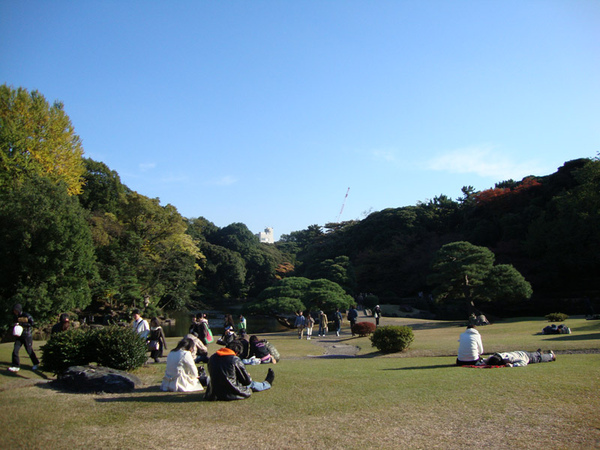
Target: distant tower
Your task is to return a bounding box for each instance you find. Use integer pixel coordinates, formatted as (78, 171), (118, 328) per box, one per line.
(257, 227), (274, 244)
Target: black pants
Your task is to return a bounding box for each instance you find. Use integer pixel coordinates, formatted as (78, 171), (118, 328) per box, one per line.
(12, 334), (39, 368)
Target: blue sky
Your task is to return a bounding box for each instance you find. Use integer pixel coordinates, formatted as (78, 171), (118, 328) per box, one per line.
(2, 1), (599, 240)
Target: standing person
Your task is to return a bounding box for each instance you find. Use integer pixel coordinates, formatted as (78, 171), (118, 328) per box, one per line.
(132, 309), (150, 339)
(373, 305), (382, 327)
(205, 340), (274, 401)
(305, 313), (315, 340)
(318, 311), (328, 337)
(160, 338), (204, 392)
(333, 308), (343, 336)
(223, 314), (236, 331)
(148, 317), (168, 363)
(237, 315), (247, 334)
(347, 306), (358, 336)
(190, 312), (210, 346)
(486, 350), (556, 367)
(9, 304), (40, 372)
(51, 313), (70, 335)
(456, 325), (484, 366)
(294, 310), (306, 339)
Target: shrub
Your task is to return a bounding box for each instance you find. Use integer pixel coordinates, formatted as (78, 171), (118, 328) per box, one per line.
(40, 328), (96, 375)
(41, 326), (148, 375)
(370, 325), (414, 353)
(95, 326), (149, 371)
(545, 312), (569, 322)
(352, 321), (376, 337)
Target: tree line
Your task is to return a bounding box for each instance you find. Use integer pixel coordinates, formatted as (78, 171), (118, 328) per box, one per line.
(1, 84), (598, 326)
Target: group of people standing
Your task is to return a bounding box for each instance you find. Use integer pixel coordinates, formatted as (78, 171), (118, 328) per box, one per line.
(456, 324), (556, 367)
(293, 304), (384, 339)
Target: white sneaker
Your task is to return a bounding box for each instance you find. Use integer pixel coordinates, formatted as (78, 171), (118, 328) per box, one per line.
(8, 367), (20, 373)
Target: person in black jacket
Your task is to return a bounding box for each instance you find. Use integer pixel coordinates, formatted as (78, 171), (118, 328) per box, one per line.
(9, 304), (40, 372)
(205, 341), (274, 401)
(51, 313), (70, 335)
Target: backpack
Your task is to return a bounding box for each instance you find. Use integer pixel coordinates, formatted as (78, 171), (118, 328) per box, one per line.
(264, 341), (280, 362)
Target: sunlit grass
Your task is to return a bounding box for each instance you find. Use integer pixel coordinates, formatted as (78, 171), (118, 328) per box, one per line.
(0, 315), (599, 449)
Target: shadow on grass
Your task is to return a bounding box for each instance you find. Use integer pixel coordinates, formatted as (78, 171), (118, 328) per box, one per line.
(382, 364), (456, 371)
(36, 380), (206, 402)
(542, 332), (600, 342)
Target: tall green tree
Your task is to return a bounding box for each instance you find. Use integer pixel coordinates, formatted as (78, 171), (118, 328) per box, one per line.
(0, 176), (97, 322)
(427, 241), (531, 315)
(0, 85), (85, 195)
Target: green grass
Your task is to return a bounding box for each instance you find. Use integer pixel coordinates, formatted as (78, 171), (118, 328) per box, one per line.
(1, 316), (599, 449)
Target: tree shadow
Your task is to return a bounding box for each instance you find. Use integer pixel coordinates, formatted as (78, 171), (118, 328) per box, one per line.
(95, 391), (206, 403)
(542, 332), (600, 342)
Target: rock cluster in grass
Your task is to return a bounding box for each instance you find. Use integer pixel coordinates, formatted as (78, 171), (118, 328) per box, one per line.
(54, 365), (143, 393)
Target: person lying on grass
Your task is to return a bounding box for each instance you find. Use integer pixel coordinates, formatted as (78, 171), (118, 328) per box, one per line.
(205, 340), (274, 401)
(486, 350), (556, 367)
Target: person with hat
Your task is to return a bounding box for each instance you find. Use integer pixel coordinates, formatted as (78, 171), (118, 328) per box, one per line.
(9, 304), (40, 372)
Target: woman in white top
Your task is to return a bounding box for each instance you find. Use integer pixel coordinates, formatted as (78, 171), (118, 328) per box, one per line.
(456, 325), (484, 365)
(161, 338), (203, 392)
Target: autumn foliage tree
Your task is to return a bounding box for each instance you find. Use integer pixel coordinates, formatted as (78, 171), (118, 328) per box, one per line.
(0, 84), (85, 195)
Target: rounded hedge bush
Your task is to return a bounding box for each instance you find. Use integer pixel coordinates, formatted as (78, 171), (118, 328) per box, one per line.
(95, 326), (148, 371)
(41, 326), (148, 375)
(40, 328), (95, 375)
(370, 325), (414, 353)
(352, 321), (376, 337)
(545, 312), (569, 322)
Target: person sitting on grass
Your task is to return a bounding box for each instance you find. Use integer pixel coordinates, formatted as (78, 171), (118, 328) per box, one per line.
(248, 335), (277, 364)
(160, 338), (204, 392)
(486, 350), (556, 367)
(456, 324), (484, 366)
(205, 340), (274, 401)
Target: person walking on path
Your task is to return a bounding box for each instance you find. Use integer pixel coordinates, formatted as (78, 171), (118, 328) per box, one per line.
(305, 313), (315, 340)
(373, 305), (382, 327)
(9, 304), (40, 372)
(294, 311), (306, 339)
(347, 306), (358, 336)
(148, 317), (168, 363)
(318, 310), (328, 337)
(333, 308), (343, 336)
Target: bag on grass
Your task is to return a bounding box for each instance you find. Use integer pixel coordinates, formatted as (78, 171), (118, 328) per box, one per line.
(264, 340), (280, 362)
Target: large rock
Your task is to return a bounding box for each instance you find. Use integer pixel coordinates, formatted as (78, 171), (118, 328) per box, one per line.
(56, 365), (143, 393)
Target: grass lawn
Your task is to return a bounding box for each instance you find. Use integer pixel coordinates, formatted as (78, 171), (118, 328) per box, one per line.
(0, 316), (599, 449)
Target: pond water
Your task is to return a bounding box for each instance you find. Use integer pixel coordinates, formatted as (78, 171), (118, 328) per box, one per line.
(161, 310), (287, 338)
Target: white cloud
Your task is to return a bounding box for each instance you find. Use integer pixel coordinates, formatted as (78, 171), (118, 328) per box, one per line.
(427, 145), (545, 180)
(160, 174), (188, 183)
(371, 149), (397, 162)
(206, 175), (238, 186)
(139, 162), (156, 172)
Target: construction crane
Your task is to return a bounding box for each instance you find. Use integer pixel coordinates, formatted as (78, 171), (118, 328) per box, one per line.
(336, 187), (350, 222)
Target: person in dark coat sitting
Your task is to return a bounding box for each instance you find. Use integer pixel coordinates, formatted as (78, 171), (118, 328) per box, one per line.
(205, 341), (274, 401)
